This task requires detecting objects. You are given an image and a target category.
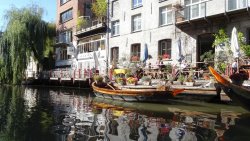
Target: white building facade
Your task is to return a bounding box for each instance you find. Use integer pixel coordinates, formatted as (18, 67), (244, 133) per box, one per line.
(109, 0), (250, 68)
(54, 0), (250, 75)
(109, 0), (181, 67)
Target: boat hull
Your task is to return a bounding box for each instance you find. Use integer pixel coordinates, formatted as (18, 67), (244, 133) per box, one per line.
(92, 82), (179, 102)
(209, 67), (250, 111)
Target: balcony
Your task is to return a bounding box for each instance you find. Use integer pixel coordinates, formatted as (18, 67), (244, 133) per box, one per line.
(54, 35), (71, 47)
(175, 0), (250, 29)
(75, 17), (107, 38)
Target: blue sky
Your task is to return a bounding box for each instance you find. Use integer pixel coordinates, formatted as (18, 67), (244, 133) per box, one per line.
(0, 0), (56, 31)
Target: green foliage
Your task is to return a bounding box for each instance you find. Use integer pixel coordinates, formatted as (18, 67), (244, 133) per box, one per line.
(141, 76), (151, 82)
(217, 62), (227, 73)
(241, 45), (250, 57)
(93, 75), (103, 82)
(77, 11), (87, 30)
(0, 5), (55, 84)
(164, 64), (172, 73)
(212, 29), (229, 48)
(177, 74), (185, 82)
(200, 50), (215, 62)
(44, 23), (56, 58)
(238, 32), (250, 57)
(91, 0), (107, 19)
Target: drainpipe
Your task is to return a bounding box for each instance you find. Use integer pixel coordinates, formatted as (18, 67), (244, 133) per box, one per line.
(106, 0), (110, 75)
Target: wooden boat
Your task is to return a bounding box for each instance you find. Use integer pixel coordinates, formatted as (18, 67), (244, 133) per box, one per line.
(91, 82), (184, 102)
(209, 66), (250, 111)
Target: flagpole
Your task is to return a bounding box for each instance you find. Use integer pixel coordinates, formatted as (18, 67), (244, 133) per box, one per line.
(237, 57), (239, 73)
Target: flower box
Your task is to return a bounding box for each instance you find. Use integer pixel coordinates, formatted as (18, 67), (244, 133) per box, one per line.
(143, 81), (151, 86)
(186, 82), (194, 87)
(131, 56), (139, 62)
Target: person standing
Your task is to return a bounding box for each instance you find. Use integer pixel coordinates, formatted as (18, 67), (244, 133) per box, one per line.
(232, 59), (237, 74)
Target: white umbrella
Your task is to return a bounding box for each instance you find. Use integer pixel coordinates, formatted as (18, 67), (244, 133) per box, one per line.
(93, 51), (100, 69)
(177, 38), (184, 63)
(230, 27), (240, 58)
(230, 27), (240, 72)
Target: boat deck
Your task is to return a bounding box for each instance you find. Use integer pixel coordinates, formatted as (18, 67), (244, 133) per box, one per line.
(114, 79), (232, 101)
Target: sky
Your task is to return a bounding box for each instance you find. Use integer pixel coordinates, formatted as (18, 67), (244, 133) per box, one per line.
(0, 0), (56, 31)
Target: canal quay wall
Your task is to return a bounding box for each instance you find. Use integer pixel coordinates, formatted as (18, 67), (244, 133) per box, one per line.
(23, 69), (94, 88)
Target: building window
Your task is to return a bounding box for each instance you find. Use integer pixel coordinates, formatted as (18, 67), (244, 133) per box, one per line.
(131, 44), (141, 61)
(132, 0), (142, 9)
(158, 39), (171, 59)
(60, 48), (71, 60)
(111, 47), (119, 63)
(112, 20), (120, 36)
(112, 0), (120, 17)
(59, 30), (72, 43)
(227, 0), (247, 11)
(159, 6), (172, 26)
(132, 14), (141, 32)
(60, 8), (73, 23)
(184, 0), (206, 20)
(77, 39), (105, 54)
(60, 0), (70, 5)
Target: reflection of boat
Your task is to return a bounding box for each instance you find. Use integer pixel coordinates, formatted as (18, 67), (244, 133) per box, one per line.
(92, 82), (184, 102)
(209, 67), (250, 111)
(92, 97), (247, 114)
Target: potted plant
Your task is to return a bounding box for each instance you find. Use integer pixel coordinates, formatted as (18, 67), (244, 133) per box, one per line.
(126, 77), (138, 85)
(162, 53), (170, 59)
(177, 74), (185, 85)
(186, 76), (195, 86)
(141, 76), (151, 85)
(203, 73), (210, 80)
(131, 56), (139, 62)
(93, 75), (104, 85)
(116, 77), (125, 85)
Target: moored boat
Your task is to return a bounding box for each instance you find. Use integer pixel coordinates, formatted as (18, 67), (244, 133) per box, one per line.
(209, 66), (250, 111)
(91, 82), (184, 102)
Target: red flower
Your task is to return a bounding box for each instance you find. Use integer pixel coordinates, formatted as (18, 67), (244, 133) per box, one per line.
(131, 56), (139, 61)
(162, 54), (170, 59)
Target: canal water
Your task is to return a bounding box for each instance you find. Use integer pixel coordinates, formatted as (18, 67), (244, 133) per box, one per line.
(0, 86), (249, 141)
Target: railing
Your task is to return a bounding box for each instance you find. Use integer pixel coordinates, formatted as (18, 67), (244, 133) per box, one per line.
(175, 0), (250, 23)
(76, 17), (106, 34)
(175, 1), (208, 22)
(54, 35), (71, 44)
(38, 69), (99, 80)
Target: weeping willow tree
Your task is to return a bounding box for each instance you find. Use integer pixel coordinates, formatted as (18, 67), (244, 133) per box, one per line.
(0, 5), (55, 84)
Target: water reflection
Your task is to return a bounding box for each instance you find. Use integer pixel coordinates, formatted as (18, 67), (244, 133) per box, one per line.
(0, 86), (250, 141)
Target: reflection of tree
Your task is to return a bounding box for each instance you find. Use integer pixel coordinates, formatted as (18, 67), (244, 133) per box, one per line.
(0, 87), (12, 132)
(5, 86), (26, 140)
(0, 86), (54, 141)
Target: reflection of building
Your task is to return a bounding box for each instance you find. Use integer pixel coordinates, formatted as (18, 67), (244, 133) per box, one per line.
(24, 88), (37, 113)
(47, 90), (243, 141)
